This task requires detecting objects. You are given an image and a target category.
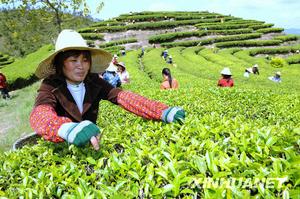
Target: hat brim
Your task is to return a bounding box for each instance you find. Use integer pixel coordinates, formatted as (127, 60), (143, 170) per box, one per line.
(116, 62), (125, 68)
(35, 46), (112, 79)
(222, 73), (232, 76)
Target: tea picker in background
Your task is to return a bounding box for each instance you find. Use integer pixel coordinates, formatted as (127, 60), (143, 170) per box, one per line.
(166, 55), (173, 64)
(161, 50), (168, 60)
(30, 29), (185, 151)
(117, 62), (130, 84)
(140, 47), (145, 58)
(265, 55), (271, 60)
(218, 67), (234, 87)
(268, 71), (282, 83)
(112, 54), (118, 65)
(160, 67), (179, 90)
(102, 62), (121, 88)
(244, 64), (259, 78)
(120, 49), (126, 56)
(0, 71), (10, 99)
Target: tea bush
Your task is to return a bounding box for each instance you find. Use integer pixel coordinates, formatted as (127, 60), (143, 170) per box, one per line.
(270, 57), (286, 68)
(2, 48), (299, 198)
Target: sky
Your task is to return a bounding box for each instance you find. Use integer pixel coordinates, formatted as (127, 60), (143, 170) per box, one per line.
(87, 0), (300, 29)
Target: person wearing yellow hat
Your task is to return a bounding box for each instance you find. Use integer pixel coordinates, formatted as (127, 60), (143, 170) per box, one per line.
(30, 29), (185, 150)
(217, 67), (234, 87)
(268, 71), (282, 83)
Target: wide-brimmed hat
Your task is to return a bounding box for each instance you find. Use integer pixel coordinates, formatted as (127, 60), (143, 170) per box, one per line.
(220, 67), (232, 76)
(276, 71), (281, 76)
(35, 29), (112, 79)
(116, 62), (126, 69)
(253, 64), (259, 68)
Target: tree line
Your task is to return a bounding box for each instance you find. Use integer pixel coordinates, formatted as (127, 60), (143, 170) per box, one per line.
(0, 0), (103, 57)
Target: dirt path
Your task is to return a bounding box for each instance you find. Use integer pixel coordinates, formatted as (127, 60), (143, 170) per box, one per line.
(0, 82), (39, 151)
(101, 26), (197, 50)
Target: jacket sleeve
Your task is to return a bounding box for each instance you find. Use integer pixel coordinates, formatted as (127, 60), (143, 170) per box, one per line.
(30, 104), (72, 143)
(30, 79), (72, 143)
(117, 90), (169, 120)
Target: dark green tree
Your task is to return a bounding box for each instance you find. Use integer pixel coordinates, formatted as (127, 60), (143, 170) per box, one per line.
(0, 0), (104, 33)
(0, 0), (103, 56)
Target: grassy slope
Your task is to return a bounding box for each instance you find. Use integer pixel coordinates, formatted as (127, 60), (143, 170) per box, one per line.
(1, 45), (52, 86)
(0, 45), (53, 151)
(0, 82), (40, 151)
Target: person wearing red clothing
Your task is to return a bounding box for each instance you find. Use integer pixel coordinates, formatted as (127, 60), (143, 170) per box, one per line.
(217, 67), (234, 87)
(0, 71), (10, 99)
(30, 29), (185, 150)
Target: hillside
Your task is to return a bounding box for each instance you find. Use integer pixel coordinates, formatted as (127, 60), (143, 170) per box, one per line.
(2, 11), (300, 91)
(78, 11), (300, 52)
(0, 11), (299, 198)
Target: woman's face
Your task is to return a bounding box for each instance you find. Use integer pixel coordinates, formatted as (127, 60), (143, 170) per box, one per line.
(162, 74), (168, 80)
(117, 66), (122, 73)
(63, 54), (90, 84)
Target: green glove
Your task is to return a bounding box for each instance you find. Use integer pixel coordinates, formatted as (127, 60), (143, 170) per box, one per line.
(162, 107), (185, 125)
(58, 120), (100, 146)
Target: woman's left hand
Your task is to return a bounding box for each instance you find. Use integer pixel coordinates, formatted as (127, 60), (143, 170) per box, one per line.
(162, 107), (185, 124)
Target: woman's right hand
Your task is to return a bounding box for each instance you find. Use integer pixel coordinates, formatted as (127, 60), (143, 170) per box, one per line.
(90, 135), (100, 150)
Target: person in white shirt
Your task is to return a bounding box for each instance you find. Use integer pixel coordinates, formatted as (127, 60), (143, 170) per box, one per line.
(117, 62), (130, 84)
(244, 64), (259, 78)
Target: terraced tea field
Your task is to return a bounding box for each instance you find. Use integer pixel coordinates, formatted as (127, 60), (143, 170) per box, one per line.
(0, 11), (299, 198)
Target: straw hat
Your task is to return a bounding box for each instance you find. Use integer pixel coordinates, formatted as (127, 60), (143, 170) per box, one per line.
(35, 29), (112, 79)
(276, 71), (281, 76)
(253, 64), (258, 68)
(220, 67), (232, 76)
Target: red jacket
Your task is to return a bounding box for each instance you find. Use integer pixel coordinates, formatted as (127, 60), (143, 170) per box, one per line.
(218, 78), (234, 87)
(0, 73), (7, 89)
